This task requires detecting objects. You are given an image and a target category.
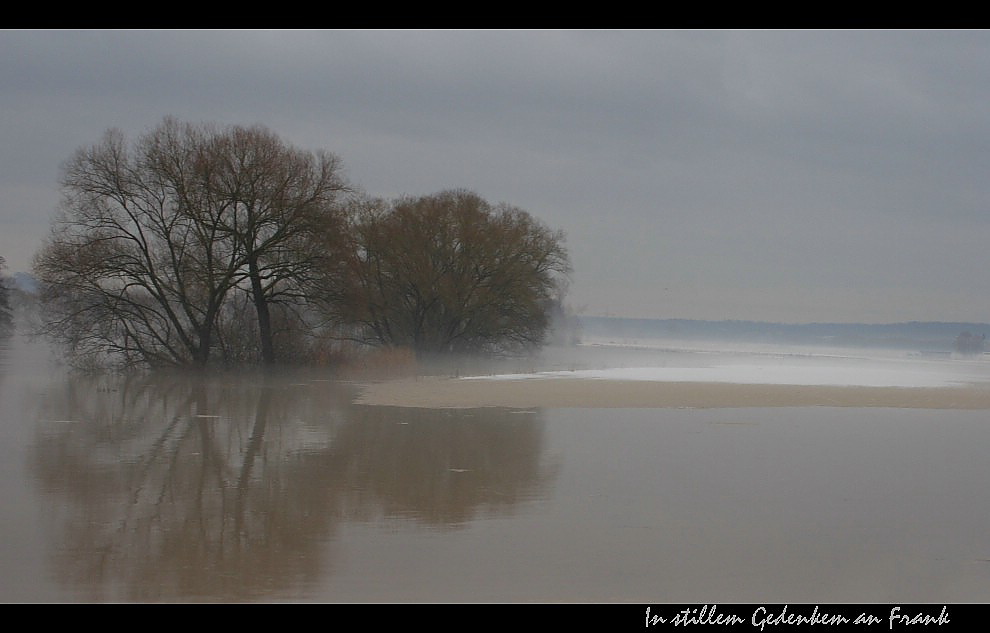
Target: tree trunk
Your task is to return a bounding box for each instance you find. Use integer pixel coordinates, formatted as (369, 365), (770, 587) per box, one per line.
(248, 257), (275, 365)
(194, 326), (212, 366)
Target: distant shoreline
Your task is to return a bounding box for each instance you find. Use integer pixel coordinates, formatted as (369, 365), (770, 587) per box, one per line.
(354, 376), (990, 409)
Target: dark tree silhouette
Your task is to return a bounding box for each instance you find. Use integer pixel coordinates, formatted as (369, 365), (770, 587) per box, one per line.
(0, 256), (12, 334)
(33, 118), (349, 367)
(206, 125), (350, 364)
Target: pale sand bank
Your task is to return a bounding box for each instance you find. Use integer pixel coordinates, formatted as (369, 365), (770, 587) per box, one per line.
(354, 376), (990, 409)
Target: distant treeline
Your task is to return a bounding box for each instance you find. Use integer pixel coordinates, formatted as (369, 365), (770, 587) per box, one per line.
(580, 316), (990, 352)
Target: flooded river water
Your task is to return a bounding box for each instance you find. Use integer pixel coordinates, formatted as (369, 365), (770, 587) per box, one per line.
(3, 333), (990, 602)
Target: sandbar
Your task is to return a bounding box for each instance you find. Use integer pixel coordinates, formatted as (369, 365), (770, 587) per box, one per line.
(354, 376), (990, 409)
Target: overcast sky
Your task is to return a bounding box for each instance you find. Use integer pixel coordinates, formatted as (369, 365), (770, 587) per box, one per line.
(2, 29), (989, 324)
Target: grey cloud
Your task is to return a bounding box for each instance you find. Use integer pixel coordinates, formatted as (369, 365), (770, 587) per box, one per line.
(2, 29), (990, 323)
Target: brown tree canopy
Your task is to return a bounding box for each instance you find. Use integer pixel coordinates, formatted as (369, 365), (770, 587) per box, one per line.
(33, 117), (349, 368)
(333, 190), (571, 355)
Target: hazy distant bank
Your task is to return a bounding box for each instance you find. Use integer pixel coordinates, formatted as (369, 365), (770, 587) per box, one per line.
(578, 316), (990, 354)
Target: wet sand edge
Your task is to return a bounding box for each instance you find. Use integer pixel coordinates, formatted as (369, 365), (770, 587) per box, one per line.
(353, 376), (990, 409)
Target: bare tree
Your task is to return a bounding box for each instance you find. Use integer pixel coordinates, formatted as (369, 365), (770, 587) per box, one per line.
(33, 117), (349, 368)
(0, 256), (12, 334)
(35, 122), (238, 367)
(332, 190), (570, 356)
(207, 126), (350, 364)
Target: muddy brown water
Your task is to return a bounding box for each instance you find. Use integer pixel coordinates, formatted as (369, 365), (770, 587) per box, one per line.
(2, 334), (990, 602)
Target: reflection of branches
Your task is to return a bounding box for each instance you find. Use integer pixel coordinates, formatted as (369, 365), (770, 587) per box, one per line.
(28, 371), (554, 601)
(30, 372), (345, 600)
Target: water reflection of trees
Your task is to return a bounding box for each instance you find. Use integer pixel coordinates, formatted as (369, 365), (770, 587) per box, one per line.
(335, 406), (552, 527)
(27, 371), (553, 601)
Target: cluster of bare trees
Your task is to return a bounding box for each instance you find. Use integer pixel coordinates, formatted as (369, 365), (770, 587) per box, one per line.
(33, 118), (570, 368)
